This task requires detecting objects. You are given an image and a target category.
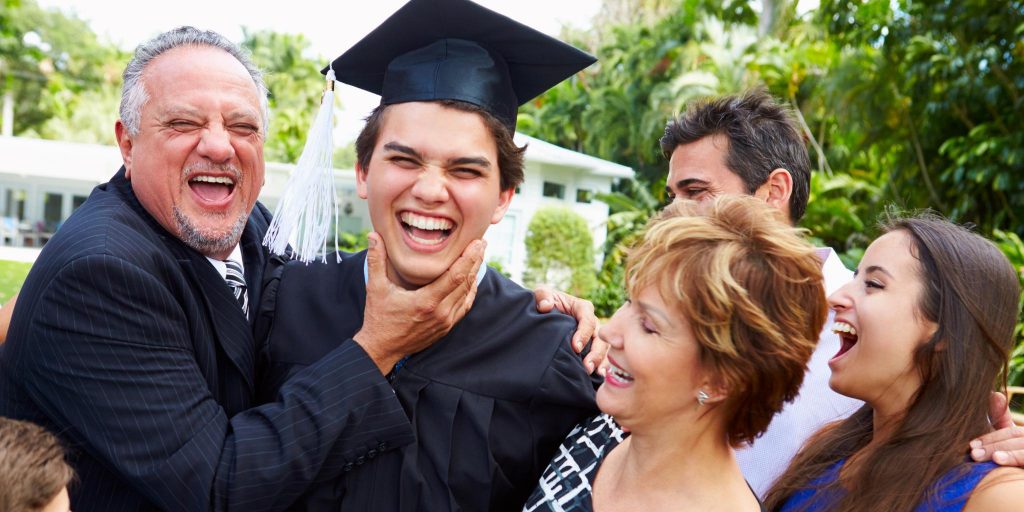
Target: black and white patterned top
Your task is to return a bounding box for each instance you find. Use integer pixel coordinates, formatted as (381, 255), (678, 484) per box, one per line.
(523, 414), (626, 512)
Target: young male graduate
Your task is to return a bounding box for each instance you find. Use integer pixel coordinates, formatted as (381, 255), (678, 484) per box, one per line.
(256, 0), (600, 510)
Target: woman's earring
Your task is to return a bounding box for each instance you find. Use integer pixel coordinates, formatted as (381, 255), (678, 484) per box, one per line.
(697, 389), (709, 406)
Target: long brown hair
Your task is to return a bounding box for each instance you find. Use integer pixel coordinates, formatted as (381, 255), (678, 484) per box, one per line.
(764, 214), (1021, 512)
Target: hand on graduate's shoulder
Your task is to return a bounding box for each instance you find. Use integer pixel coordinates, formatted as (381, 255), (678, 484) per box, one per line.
(970, 392), (1024, 468)
(533, 284), (608, 375)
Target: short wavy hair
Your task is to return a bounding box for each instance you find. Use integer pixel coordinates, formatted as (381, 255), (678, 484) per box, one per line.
(625, 195), (827, 446)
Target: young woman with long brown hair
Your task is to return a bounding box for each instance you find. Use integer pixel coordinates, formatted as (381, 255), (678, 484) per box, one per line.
(765, 214), (1024, 511)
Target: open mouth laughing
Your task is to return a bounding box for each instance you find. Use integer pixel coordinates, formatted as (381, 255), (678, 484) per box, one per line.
(830, 320), (859, 361)
(400, 211), (455, 246)
(605, 356), (635, 387)
(188, 174), (236, 204)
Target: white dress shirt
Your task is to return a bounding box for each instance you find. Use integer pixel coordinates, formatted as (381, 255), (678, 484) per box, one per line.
(205, 245), (245, 281)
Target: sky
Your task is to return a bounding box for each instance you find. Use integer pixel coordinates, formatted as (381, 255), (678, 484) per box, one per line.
(37, 0), (605, 142)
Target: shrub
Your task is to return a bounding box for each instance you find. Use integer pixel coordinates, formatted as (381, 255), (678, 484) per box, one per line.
(524, 206), (597, 298)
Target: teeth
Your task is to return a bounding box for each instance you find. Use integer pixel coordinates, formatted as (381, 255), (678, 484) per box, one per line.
(831, 321), (857, 336)
(191, 175), (234, 185)
(608, 362), (634, 381)
(407, 233), (445, 246)
(401, 211), (454, 231)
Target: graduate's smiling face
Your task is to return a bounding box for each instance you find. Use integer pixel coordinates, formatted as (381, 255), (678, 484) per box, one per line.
(356, 102), (514, 289)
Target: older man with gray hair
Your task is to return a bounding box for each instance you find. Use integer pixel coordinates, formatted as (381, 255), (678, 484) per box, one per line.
(0, 26), (491, 511)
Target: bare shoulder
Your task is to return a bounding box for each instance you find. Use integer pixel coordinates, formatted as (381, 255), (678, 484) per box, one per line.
(963, 466), (1024, 512)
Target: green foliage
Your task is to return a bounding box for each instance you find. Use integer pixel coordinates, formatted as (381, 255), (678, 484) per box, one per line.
(333, 143), (357, 169)
(0, 259), (31, 302)
(336, 229), (369, 253)
(801, 171), (881, 263)
(993, 229), (1024, 387)
(525, 0), (1024, 379)
(524, 206), (597, 298)
(814, 0), (1024, 233)
(486, 259), (511, 279)
(519, 0), (754, 184)
(0, 0), (125, 139)
(241, 29), (325, 164)
(588, 179), (663, 316)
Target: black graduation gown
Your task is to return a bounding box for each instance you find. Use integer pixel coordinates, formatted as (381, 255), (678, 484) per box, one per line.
(258, 250), (599, 511)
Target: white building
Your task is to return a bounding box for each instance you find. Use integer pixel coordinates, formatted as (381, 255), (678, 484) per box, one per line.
(0, 134), (633, 283)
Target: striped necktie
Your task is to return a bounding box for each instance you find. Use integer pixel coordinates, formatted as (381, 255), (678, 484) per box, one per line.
(223, 259), (248, 317)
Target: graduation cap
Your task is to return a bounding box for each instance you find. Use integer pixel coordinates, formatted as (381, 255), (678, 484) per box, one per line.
(265, 0), (596, 261)
(329, 0), (596, 131)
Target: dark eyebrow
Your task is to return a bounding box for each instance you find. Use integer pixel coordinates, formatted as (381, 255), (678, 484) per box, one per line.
(667, 178), (711, 194)
(382, 142), (423, 160)
(857, 265), (895, 279)
(382, 142), (491, 169)
(449, 156), (491, 169)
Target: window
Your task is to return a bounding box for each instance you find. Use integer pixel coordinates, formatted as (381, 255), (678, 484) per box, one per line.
(542, 181), (565, 199)
(72, 195), (88, 212)
(43, 193), (63, 231)
(576, 189), (593, 203)
(4, 188), (26, 220)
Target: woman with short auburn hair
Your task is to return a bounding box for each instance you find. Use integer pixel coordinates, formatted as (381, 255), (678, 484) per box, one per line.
(765, 214), (1024, 512)
(525, 195), (828, 511)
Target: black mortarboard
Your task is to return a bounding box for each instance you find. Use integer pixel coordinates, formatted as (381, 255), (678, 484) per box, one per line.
(267, 0), (596, 261)
(326, 0), (596, 131)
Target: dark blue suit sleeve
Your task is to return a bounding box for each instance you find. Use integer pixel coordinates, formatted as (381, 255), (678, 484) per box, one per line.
(20, 254), (411, 511)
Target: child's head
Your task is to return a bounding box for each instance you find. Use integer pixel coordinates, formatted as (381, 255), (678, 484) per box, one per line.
(0, 417), (74, 512)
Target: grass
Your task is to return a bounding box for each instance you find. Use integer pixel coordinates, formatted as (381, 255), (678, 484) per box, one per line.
(0, 260), (32, 303)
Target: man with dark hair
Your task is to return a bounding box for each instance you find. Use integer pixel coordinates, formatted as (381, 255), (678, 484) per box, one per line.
(660, 89), (810, 223)
(658, 89), (860, 496)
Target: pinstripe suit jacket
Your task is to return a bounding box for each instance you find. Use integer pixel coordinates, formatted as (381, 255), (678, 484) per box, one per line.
(0, 168), (414, 511)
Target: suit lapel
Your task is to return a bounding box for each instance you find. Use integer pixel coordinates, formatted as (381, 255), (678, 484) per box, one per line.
(171, 244), (257, 395)
(113, 167), (267, 395)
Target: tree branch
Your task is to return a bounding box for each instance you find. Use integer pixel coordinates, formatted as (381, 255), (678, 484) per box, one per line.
(790, 95), (833, 176)
(903, 102), (946, 210)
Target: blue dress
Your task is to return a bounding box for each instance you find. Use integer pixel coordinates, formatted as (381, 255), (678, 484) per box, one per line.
(779, 458), (999, 511)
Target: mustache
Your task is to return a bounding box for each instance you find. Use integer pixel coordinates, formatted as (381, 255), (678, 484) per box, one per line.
(183, 161), (242, 181)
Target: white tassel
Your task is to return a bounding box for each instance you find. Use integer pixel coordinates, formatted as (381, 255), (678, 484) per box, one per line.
(264, 68), (341, 263)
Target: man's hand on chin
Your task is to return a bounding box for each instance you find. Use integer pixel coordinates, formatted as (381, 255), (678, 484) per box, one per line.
(354, 232), (484, 374)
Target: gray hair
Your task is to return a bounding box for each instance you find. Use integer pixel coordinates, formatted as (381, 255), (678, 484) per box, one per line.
(119, 26), (269, 135)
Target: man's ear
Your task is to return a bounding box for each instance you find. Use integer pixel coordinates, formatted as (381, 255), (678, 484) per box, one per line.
(490, 187), (515, 225)
(760, 168), (793, 217)
(355, 163), (369, 200)
(115, 120), (134, 178)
